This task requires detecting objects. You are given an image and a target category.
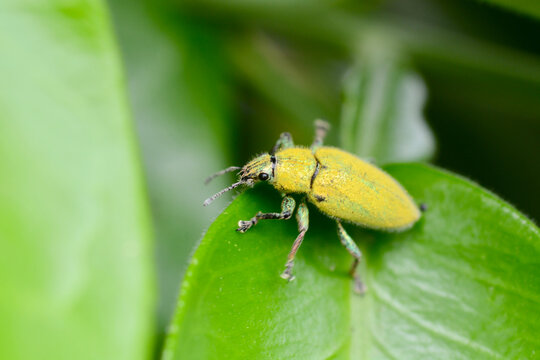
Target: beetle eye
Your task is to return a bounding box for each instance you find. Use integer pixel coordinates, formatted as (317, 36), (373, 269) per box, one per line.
(258, 172), (269, 181)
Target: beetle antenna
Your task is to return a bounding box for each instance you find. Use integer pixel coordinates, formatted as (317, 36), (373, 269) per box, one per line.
(205, 166), (242, 185)
(204, 181), (244, 206)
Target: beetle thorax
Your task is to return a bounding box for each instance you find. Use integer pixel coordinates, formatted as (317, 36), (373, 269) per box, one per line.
(273, 148), (317, 194)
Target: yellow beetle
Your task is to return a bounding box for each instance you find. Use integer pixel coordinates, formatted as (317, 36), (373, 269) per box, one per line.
(204, 120), (421, 293)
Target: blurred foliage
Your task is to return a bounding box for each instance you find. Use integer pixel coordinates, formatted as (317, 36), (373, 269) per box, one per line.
(340, 48), (435, 164)
(470, 0), (540, 19)
(109, 0), (234, 336)
(0, 0), (154, 359)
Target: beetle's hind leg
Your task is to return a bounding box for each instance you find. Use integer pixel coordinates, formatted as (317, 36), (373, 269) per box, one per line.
(237, 196), (296, 232)
(281, 202), (309, 281)
(271, 132), (294, 155)
(311, 119), (330, 151)
(337, 221), (366, 294)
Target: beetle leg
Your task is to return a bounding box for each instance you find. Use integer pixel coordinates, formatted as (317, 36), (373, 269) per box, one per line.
(281, 202), (309, 282)
(337, 221), (366, 294)
(237, 196), (295, 233)
(271, 132), (294, 155)
(311, 119), (330, 151)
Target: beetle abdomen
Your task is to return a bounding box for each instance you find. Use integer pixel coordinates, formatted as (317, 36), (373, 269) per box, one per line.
(309, 147), (420, 231)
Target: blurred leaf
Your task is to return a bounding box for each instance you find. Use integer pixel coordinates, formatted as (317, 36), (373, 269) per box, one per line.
(164, 162), (539, 359)
(340, 49), (435, 164)
(422, 72), (540, 222)
(0, 1), (154, 360)
(109, 0), (233, 333)
(163, 186), (352, 360)
(180, 1), (540, 85)
(227, 32), (339, 128)
(471, 0), (540, 20)
(352, 163), (540, 359)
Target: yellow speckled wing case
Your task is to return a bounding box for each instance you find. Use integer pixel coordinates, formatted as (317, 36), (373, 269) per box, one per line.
(309, 147), (420, 230)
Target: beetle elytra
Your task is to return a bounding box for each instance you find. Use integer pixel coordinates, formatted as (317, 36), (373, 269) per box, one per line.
(204, 120), (420, 293)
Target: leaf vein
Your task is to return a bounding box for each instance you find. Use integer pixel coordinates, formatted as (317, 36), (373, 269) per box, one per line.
(371, 282), (504, 359)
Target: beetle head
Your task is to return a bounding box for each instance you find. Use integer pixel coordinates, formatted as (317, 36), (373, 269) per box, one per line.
(239, 154), (274, 185)
(203, 153), (274, 206)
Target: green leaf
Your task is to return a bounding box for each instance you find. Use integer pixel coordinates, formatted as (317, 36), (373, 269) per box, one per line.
(163, 186), (352, 360)
(109, 0), (233, 332)
(472, 0), (540, 20)
(340, 51), (435, 164)
(0, 1), (154, 359)
(352, 163), (540, 359)
(164, 163), (539, 359)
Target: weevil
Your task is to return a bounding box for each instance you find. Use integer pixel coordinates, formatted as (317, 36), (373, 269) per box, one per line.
(204, 120), (421, 293)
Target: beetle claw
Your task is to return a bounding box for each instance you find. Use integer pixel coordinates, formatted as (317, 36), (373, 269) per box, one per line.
(353, 276), (367, 295)
(236, 220), (253, 233)
(280, 261), (296, 282)
(280, 271), (295, 282)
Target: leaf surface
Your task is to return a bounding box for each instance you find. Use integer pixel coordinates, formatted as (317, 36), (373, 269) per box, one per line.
(164, 164), (540, 359)
(352, 164), (540, 359)
(163, 186), (351, 360)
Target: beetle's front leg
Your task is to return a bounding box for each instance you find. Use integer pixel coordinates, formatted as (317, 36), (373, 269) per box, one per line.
(237, 196), (296, 233)
(281, 202), (309, 282)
